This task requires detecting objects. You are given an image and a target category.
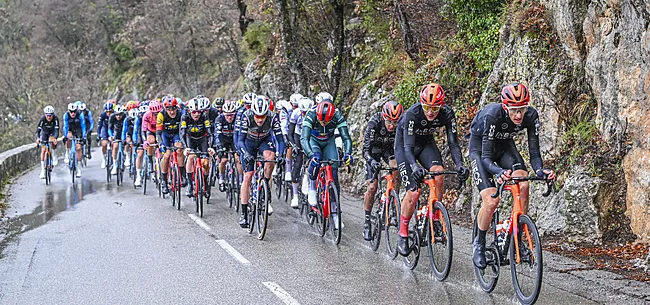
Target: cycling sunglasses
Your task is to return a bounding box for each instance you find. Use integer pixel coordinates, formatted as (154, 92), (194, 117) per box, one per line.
(191, 110), (202, 115)
(506, 105), (528, 115)
(45, 113), (53, 117)
(167, 106), (178, 111)
(254, 114), (267, 120)
(384, 119), (398, 127)
(422, 104), (441, 113)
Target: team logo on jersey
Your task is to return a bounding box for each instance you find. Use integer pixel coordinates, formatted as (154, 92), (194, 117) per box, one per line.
(407, 120), (414, 135)
(380, 129), (386, 135)
(534, 118), (540, 136)
(488, 124), (495, 138)
(421, 120), (428, 126)
(501, 123), (508, 129)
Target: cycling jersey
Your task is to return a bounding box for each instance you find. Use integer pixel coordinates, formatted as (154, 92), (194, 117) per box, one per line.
(36, 114), (60, 143)
(141, 111), (157, 134)
(394, 103), (462, 191)
(108, 113), (126, 140)
(363, 112), (396, 160)
(469, 103), (542, 191)
(97, 111), (111, 140)
(233, 105), (249, 151)
(82, 109), (94, 135)
(300, 108), (352, 158)
(133, 115), (143, 145)
(180, 112), (212, 148)
(279, 109), (291, 136)
(156, 110), (181, 134)
(214, 113), (236, 149)
(237, 111), (285, 171)
(122, 116), (135, 141)
(63, 110), (87, 137)
(207, 107), (221, 124)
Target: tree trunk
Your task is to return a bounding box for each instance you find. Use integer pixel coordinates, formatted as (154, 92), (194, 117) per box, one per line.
(276, 0), (306, 92)
(330, 0), (345, 98)
(393, 0), (419, 63)
(236, 0), (253, 37)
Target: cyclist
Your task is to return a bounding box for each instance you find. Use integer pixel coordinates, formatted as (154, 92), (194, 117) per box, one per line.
(394, 83), (469, 256)
(76, 101), (94, 159)
(362, 100), (403, 240)
(288, 97), (313, 208)
(211, 97), (224, 118)
(122, 101), (139, 168)
(470, 83), (555, 269)
(108, 105), (127, 175)
(181, 99), (215, 197)
(157, 95), (186, 194)
(301, 98), (353, 229)
(142, 101), (163, 177)
(277, 99), (294, 183)
(234, 93), (256, 153)
(62, 102), (87, 178)
(36, 105), (60, 178)
(215, 100), (239, 191)
(236, 96), (285, 228)
(133, 102), (148, 187)
(97, 101), (115, 168)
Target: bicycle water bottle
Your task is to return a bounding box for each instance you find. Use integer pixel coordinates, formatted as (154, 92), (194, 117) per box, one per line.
(496, 221), (506, 248)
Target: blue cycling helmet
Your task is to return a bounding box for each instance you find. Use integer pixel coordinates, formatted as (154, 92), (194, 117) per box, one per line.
(103, 102), (115, 111)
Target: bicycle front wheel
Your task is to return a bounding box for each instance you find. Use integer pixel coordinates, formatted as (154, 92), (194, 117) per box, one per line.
(428, 201), (453, 281)
(327, 182), (342, 245)
(45, 152), (52, 185)
(256, 178), (270, 240)
(369, 193), (382, 251)
(384, 190), (401, 259)
(116, 153), (123, 186)
(510, 215), (543, 305)
(197, 168), (204, 217)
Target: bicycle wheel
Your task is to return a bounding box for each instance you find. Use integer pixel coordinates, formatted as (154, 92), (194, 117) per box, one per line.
(384, 190), (401, 259)
(143, 162), (148, 195)
(256, 178), (270, 240)
(106, 153), (112, 183)
(369, 193), (383, 251)
(314, 180), (326, 237)
(197, 168), (204, 217)
(274, 170), (282, 200)
(510, 215), (543, 305)
(247, 195), (256, 235)
(116, 153), (122, 186)
(226, 163), (233, 208)
(428, 201), (453, 281)
(175, 165), (182, 210)
(234, 170), (241, 213)
(403, 211), (421, 270)
(473, 214), (500, 293)
(45, 151), (52, 186)
(327, 182), (342, 244)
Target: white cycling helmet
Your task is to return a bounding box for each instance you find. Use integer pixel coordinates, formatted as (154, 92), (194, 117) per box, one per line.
(289, 93), (303, 107)
(298, 97), (314, 112)
(139, 104), (150, 113)
(277, 100), (291, 112)
(243, 92), (257, 105)
(128, 109), (138, 119)
(78, 102), (87, 111)
(67, 103), (77, 111)
(44, 105), (55, 114)
(250, 96), (270, 116)
(114, 105), (126, 114)
(196, 96), (211, 110)
(186, 98), (198, 111)
(222, 100), (238, 113)
(315, 92), (333, 104)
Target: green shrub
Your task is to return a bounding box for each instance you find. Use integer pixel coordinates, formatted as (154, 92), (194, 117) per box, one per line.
(244, 23), (272, 55)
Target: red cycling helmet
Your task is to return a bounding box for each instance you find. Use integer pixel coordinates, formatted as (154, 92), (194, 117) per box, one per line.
(501, 83), (530, 107)
(382, 101), (403, 121)
(162, 95), (178, 108)
(419, 83), (445, 106)
(316, 101), (336, 124)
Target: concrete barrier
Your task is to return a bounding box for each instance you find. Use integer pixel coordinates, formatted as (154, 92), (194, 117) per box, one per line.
(0, 142), (43, 184)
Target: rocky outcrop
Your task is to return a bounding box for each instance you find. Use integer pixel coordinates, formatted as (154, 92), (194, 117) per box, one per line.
(531, 167), (603, 243)
(244, 56), (292, 100)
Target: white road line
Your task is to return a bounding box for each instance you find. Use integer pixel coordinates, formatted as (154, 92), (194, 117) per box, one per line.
(188, 214), (212, 232)
(262, 282), (301, 305)
(216, 239), (251, 265)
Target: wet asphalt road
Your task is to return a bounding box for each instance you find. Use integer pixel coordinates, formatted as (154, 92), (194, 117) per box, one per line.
(0, 149), (647, 304)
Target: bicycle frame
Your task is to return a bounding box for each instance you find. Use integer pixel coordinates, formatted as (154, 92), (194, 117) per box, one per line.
(317, 163), (336, 219)
(501, 183), (533, 264)
(380, 170), (397, 225)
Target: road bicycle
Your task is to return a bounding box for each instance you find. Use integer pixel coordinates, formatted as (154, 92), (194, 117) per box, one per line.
(308, 159), (345, 245)
(68, 137), (84, 184)
(368, 167), (401, 259)
(187, 150), (212, 217)
(166, 146), (183, 210)
(130, 145), (139, 188)
(114, 140), (125, 186)
(141, 142), (158, 195)
(246, 157), (281, 240)
(40, 140), (55, 185)
(224, 151), (241, 211)
(105, 144), (113, 183)
(402, 171), (462, 282)
(473, 176), (555, 305)
(273, 156), (286, 202)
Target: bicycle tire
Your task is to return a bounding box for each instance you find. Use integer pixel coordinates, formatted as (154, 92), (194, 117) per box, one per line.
(274, 170), (282, 200)
(369, 196), (382, 251)
(326, 182), (342, 244)
(106, 152), (112, 183)
(247, 200), (256, 235)
(472, 214), (500, 293)
(175, 165), (182, 210)
(283, 181), (291, 203)
(510, 215), (543, 305)
(428, 201), (453, 281)
(256, 178), (270, 240)
(315, 180), (326, 237)
(116, 152), (122, 186)
(143, 162), (148, 195)
(45, 150), (52, 185)
(384, 190), (401, 259)
(234, 170), (241, 213)
(197, 168), (204, 217)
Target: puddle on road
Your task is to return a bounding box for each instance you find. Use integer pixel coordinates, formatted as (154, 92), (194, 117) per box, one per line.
(0, 178), (115, 256)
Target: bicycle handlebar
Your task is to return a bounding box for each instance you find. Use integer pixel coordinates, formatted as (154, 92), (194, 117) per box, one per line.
(423, 171), (467, 190)
(492, 177), (556, 198)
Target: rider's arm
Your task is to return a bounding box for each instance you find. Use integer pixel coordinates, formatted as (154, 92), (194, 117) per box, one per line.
(53, 115), (60, 138)
(204, 117), (213, 147)
(133, 117), (141, 143)
(80, 112), (87, 136)
(155, 112), (164, 145)
(362, 115), (378, 161)
(480, 114), (505, 175)
(108, 115), (115, 138)
(179, 118), (188, 148)
(287, 121), (296, 146)
(35, 117), (44, 139)
(214, 118), (223, 147)
(300, 113), (315, 157)
(87, 110), (94, 133)
(62, 113), (69, 136)
(121, 118), (129, 140)
(526, 109), (543, 173)
(272, 115), (286, 154)
(237, 115), (250, 156)
(444, 108), (463, 167)
(402, 110), (418, 166)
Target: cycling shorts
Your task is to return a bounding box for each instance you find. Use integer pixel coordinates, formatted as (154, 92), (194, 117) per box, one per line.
(187, 137), (209, 152)
(365, 150), (395, 181)
(468, 135), (526, 191)
(241, 136), (275, 172)
(394, 137), (443, 191)
(160, 132), (181, 148)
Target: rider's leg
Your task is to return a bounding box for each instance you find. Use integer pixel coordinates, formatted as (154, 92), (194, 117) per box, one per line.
(111, 140), (119, 161)
(175, 138), (186, 183)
